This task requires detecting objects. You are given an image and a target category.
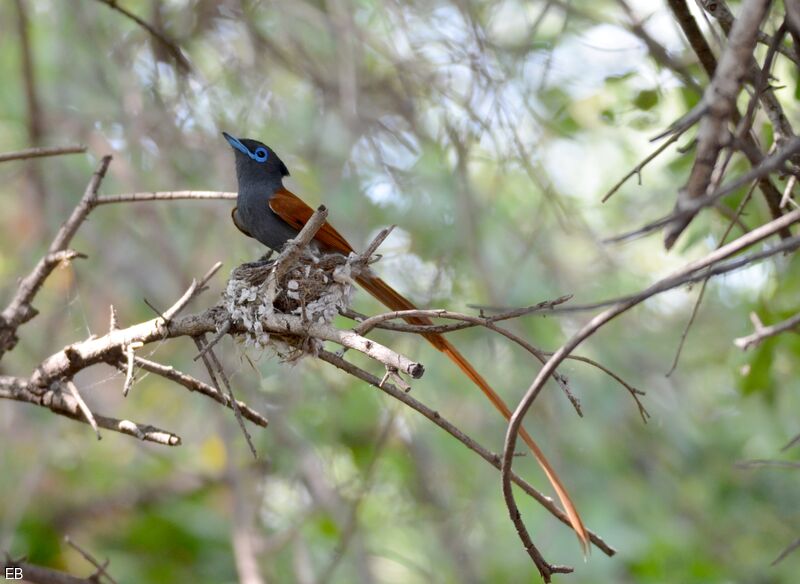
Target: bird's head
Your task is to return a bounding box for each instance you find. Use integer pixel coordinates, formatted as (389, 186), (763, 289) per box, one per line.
(223, 132), (290, 184)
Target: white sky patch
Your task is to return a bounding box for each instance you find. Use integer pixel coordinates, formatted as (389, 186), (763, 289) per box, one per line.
(635, 4), (687, 53)
(543, 137), (627, 201)
(643, 286), (693, 316)
(715, 261), (772, 305)
(546, 24), (647, 99)
(364, 179), (407, 209)
(487, 0), (533, 44)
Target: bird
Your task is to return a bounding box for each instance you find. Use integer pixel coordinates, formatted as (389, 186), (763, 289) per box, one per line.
(223, 131), (589, 553)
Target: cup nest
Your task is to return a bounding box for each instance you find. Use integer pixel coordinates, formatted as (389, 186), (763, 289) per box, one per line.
(223, 248), (362, 358)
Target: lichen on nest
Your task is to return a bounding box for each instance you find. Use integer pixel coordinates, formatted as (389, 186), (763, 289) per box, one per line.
(223, 247), (363, 359)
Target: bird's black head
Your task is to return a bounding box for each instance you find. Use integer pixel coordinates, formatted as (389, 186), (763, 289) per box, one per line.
(222, 132), (290, 185)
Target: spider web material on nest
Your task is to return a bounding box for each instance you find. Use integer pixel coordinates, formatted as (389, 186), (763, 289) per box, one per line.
(224, 247), (363, 360)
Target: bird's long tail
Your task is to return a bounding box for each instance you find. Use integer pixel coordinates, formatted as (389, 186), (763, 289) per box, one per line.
(356, 273), (589, 553)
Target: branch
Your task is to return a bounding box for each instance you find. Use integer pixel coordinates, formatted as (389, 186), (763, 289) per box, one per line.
(601, 133), (682, 203)
(0, 144), (87, 163)
(0, 156), (111, 357)
(316, 350), (616, 557)
(699, 0), (800, 67)
(94, 190), (237, 205)
(24, 286), (422, 394)
(194, 335), (258, 459)
(1, 375), (180, 445)
(664, 0), (775, 248)
(733, 311), (800, 350)
(699, 1), (796, 150)
(0, 557), (99, 584)
(124, 356), (268, 427)
(501, 209), (800, 571)
(63, 536), (118, 584)
(49, 155), (113, 252)
(607, 137), (800, 243)
(92, 0), (191, 72)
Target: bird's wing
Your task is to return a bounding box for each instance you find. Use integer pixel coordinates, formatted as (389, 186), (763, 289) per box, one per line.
(231, 207), (252, 238)
(269, 187), (354, 254)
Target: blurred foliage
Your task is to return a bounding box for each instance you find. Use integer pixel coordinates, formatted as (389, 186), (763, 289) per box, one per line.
(1, 0), (800, 582)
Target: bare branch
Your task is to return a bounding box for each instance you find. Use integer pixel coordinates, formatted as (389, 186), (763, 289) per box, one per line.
(1, 249), (86, 327)
(124, 356), (268, 427)
(0, 155), (111, 357)
(699, 0), (800, 67)
(667, 179), (759, 375)
(316, 350), (616, 557)
(772, 537), (800, 566)
(601, 133), (682, 203)
(194, 335), (258, 459)
(664, 0), (775, 248)
(0, 144), (87, 163)
(734, 311), (800, 350)
(607, 137), (800, 243)
(1, 375), (181, 445)
(64, 536), (118, 584)
(92, 0), (191, 72)
(50, 155), (113, 252)
(270, 205), (329, 283)
(94, 191), (237, 205)
(0, 557), (99, 584)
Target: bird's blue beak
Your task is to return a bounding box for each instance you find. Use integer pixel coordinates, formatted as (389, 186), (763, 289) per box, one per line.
(222, 132), (251, 157)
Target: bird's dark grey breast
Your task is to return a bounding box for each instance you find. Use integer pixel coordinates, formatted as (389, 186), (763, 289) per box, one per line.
(236, 183), (300, 252)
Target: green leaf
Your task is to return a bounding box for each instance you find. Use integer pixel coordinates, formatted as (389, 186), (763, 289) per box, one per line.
(633, 89), (659, 111)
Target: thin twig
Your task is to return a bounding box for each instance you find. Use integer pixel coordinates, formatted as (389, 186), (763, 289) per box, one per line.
(601, 133), (682, 202)
(772, 537), (800, 566)
(734, 311), (800, 350)
(606, 137), (800, 243)
(92, 0), (191, 72)
(194, 336), (258, 459)
(124, 356), (268, 427)
(0, 144), (87, 163)
(64, 536), (118, 584)
(667, 179), (759, 375)
(65, 380), (100, 440)
(94, 191), (237, 205)
(193, 319), (232, 362)
(0, 375), (181, 445)
(163, 262), (222, 322)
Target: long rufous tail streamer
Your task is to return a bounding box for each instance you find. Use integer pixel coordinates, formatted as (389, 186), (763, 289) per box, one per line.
(356, 273), (589, 553)
(264, 187), (588, 552)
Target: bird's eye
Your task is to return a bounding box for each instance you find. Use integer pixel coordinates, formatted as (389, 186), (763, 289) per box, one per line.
(254, 147), (269, 162)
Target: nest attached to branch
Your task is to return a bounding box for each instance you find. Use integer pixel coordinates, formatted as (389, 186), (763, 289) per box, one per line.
(223, 248), (364, 359)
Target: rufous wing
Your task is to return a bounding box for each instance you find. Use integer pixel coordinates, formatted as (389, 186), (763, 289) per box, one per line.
(268, 187), (354, 254)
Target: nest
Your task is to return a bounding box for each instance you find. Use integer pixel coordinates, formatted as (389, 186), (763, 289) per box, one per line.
(223, 248), (363, 359)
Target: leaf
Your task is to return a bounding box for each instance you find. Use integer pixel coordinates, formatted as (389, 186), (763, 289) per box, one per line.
(633, 89), (659, 111)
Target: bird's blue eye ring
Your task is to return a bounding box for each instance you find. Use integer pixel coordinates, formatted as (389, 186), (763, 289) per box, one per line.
(254, 147), (268, 162)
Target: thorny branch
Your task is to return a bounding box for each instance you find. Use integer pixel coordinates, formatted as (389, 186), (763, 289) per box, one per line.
(664, 0), (774, 248)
